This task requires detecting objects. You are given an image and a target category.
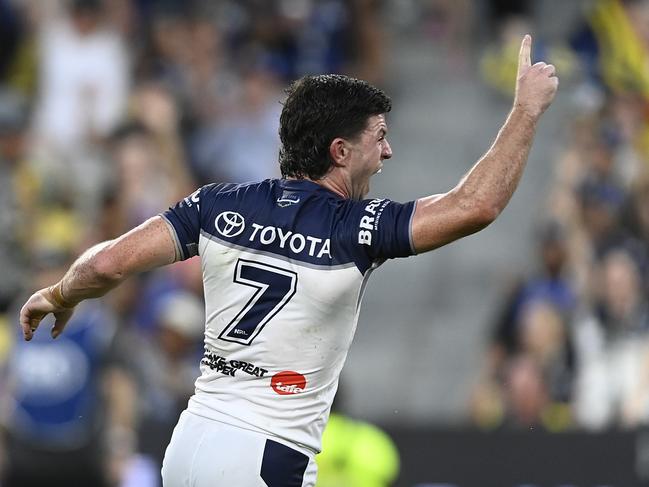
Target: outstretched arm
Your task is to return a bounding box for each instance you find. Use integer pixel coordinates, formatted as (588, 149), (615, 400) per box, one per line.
(411, 35), (559, 253)
(20, 216), (177, 341)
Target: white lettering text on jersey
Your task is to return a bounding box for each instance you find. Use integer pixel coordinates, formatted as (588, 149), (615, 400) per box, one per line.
(183, 188), (201, 210)
(358, 198), (384, 245)
(274, 382), (304, 394)
(249, 223), (331, 259)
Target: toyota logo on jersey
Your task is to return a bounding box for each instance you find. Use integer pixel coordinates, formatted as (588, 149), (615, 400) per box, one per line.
(215, 211), (246, 238)
(271, 371), (306, 395)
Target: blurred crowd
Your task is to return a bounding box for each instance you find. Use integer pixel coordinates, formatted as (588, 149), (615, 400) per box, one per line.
(3, 0), (649, 485)
(0, 0), (383, 485)
(473, 0), (649, 434)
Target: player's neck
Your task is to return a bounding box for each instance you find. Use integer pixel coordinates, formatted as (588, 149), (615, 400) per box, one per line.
(293, 174), (352, 200)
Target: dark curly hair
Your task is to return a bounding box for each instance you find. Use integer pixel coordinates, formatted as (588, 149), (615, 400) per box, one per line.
(279, 74), (392, 180)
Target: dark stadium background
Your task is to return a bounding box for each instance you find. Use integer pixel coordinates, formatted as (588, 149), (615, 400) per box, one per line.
(0, 0), (648, 486)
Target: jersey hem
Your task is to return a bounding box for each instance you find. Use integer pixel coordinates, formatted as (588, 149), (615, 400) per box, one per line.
(408, 199), (418, 255)
(186, 398), (318, 457)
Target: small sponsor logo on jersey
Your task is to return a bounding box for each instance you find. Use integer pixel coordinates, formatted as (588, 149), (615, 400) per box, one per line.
(271, 371), (306, 395)
(215, 211), (246, 238)
(202, 351), (269, 378)
(276, 191), (301, 208)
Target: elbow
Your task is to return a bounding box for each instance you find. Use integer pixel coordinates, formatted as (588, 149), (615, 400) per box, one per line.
(455, 189), (501, 231)
(471, 202), (500, 229)
(412, 189), (504, 253)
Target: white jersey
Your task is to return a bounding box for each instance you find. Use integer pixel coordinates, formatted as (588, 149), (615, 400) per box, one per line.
(162, 179), (415, 454)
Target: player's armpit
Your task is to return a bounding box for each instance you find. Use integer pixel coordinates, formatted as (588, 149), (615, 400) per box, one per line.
(410, 189), (497, 253)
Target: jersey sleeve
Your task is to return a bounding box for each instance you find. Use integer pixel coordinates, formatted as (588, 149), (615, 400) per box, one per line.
(351, 198), (417, 262)
(160, 187), (202, 260)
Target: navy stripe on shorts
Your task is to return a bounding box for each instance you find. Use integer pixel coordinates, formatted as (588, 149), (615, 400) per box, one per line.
(260, 439), (309, 487)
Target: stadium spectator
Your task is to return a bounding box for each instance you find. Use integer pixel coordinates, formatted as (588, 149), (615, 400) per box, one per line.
(1, 261), (138, 487)
(490, 221), (576, 361)
(134, 291), (204, 471)
(0, 89), (32, 313)
(94, 82), (195, 246)
(0, 0), (26, 84)
(474, 220), (576, 430)
(481, 7), (575, 98)
(502, 355), (550, 429)
(573, 248), (649, 429)
(518, 300), (573, 405)
(129, 82), (194, 200)
(33, 0), (128, 150)
(570, 0), (649, 98)
(26, 0), (129, 223)
(190, 68), (282, 184)
(626, 178), (649, 256)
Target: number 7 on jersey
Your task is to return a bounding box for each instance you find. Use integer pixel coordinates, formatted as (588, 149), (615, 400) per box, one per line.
(218, 259), (298, 345)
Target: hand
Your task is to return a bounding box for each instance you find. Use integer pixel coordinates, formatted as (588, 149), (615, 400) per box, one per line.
(20, 287), (75, 341)
(514, 35), (558, 118)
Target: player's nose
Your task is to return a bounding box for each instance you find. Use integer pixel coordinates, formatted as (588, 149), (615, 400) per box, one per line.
(382, 140), (393, 160)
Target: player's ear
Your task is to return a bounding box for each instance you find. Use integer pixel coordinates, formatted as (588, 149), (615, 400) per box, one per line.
(329, 137), (349, 167)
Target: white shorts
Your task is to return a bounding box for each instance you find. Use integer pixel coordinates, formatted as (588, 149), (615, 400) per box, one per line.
(161, 410), (317, 487)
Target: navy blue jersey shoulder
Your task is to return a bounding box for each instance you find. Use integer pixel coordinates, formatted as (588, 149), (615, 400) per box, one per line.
(161, 179), (416, 274)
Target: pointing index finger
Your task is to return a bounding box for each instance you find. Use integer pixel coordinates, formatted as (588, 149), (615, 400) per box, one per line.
(518, 34), (532, 73)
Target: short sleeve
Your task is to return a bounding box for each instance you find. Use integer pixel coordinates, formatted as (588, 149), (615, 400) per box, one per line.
(353, 198), (417, 261)
(160, 187), (202, 260)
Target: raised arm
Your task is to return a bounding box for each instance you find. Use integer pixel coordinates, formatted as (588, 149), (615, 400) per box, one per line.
(20, 216), (178, 341)
(411, 35), (558, 253)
